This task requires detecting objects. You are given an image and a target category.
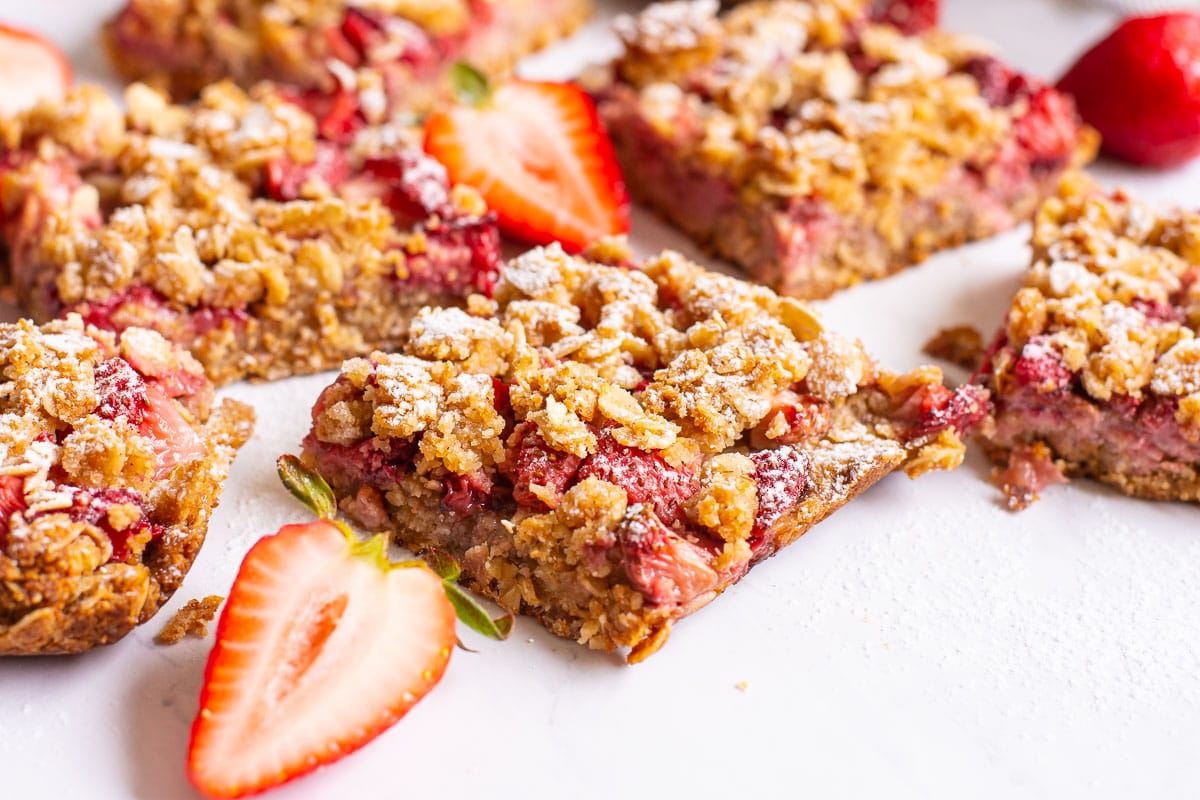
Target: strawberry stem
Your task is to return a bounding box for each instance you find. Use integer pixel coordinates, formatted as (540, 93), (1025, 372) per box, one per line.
(427, 548), (461, 582)
(442, 582), (514, 640)
(449, 62), (491, 108)
(277, 455), (337, 519)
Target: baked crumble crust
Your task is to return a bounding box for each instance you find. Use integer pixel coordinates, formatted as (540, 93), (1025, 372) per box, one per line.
(304, 241), (989, 660)
(590, 0), (1097, 298)
(979, 173), (1200, 505)
(0, 316), (253, 655)
(0, 81), (500, 385)
(104, 0), (593, 115)
(155, 594), (224, 644)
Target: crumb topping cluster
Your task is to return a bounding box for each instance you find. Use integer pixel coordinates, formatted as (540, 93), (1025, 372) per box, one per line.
(601, 0), (1021, 223)
(998, 175), (1200, 426)
(314, 242), (968, 573)
(323, 242), (873, 470)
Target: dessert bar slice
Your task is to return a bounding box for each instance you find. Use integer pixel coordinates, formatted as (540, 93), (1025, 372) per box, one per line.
(0, 317), (253, 655)
(105, 0), (592, 114)
(0, 81), (500, 385)
(588, 0), (1096, 298)
(302, 242), (988, 662)
(979, 176), (1200, 508)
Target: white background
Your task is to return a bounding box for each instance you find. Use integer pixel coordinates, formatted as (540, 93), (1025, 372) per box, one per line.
(3, 1), (1200, 797)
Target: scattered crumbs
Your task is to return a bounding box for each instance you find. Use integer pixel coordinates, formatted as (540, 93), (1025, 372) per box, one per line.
(156, 595), (224, 645)
(734, 681), (750, 692)
(526, 638), (535, 644)
(922, 325), (985, 370)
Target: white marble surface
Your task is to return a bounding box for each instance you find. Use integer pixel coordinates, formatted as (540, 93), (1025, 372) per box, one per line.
(3, 2), (1200, 798)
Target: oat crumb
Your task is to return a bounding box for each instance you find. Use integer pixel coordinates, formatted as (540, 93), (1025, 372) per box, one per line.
(923, 325), (984, 370)
(156, 595), (224, 644)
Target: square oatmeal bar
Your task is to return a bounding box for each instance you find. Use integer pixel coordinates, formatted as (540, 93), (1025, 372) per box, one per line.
(0, 317), (253, 655)
(589, 0), (1096, 298)
(105, 0), (592, 115)
(301, 241), (989, 662)
(979, 176), (1200, 508)
(0, 81), (500, 385)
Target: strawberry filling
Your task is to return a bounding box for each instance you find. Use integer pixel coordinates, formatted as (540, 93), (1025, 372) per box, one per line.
(749, 446), (812, 536)
(575, 430), (698, 528)
(984, 323), (1200, 478)
(92, 351), (209, 479)
(961, 56), (1081, 171)
(616, 504), (719, 608)
(499, 422), (582, 509)
(895, 382), (991, 441)
(68, 284), (252, 343)
(0, 474), (25, 548)
(59, 486), (162, 562)
(0, 473), (159, 563)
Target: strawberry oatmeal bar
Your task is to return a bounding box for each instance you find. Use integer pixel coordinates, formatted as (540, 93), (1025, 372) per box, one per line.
(301, 241), (989, 661)
(0, 317), (253, 655)
(105, 0), (592, 114)
(0, 80), (500, 385)
(979, 176), (1200, 508)
(588, 0), (1096, 298)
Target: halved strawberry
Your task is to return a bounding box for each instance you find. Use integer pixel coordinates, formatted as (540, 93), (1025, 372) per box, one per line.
(423, 64), (629, 253)
(0, 24), (72, 117)
(188, 520), (456, 799)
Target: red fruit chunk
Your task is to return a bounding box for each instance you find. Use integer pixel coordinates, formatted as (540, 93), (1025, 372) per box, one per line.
(0, 475), (26, 547)
(442, 469), (497, 515)
(500, 422), (582, 510)
(1013, 85), (1081, 167)
(899, 383), (991, 440)
(0, 24), (72, 117)
(751, 390), (832, 448)
(339, 7), (384, 57)
(93, 357), (148, 425)
(618, 505), (718, 608)
(870, 0), (939, 35)
(59, 487), (160, 562)
(576, 431), (697, 527)
(188, 520), (455, 799)
(1009, 340), (1073, 393)
(264, 142), (351, 201)
(305, 433), (417, 492)
(140, 384), (208, 479)
(1057, 13), (1200, 167)
(338, 152), (453, 224)
(749, 446), (811, 533)
(1132, 297), (1186, 325)
(424, 76), (630, 252)
(995, 444), (1068, 511)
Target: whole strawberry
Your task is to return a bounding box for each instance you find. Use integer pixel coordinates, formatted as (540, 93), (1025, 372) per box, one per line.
(1057, 13), (1200, 167)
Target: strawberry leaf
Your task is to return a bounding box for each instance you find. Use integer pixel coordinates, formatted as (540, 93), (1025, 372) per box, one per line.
(276, 454), (337, 519)
(442, 581), (513, 640)
(426, 548), (461, 582)
(449, 62), (491, 108)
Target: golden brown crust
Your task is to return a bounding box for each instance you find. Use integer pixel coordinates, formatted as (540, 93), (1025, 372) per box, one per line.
(0, 318), (252, 655)
(155, 594), (224, 644)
